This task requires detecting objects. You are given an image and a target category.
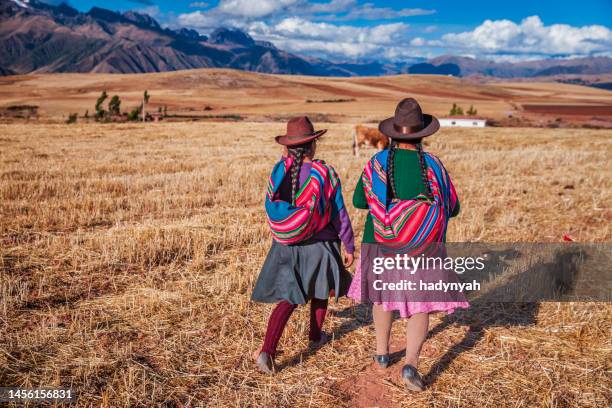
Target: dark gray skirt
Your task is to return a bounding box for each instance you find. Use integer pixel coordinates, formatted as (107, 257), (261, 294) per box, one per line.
(251, 239), (352, 304)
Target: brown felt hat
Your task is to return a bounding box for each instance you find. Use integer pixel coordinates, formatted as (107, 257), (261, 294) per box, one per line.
(379, 98), (440, 141)
(275, 116), (327, 146)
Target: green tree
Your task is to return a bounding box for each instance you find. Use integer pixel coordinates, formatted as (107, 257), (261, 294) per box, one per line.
(142, 90), (150, 122)
(127, 105), (142, 121)
(466, 105), (478, 116)
(66, 113), (78, 124)
(95, 91), (108, 120)
(108, 95), (121, 116)
(449, 103), (464, 116)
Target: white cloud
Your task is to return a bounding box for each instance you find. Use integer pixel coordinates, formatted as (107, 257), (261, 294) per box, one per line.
(267, 18), (407, 45)
(176, 4), (440, 60)
(247, 17), (410, 58)
(304, 0), (435, 21)
(179, 0), (434, 23)
(332, 5), (435, 21)
(177, 11), (216, 28)
(443, 16), (612, 57)
(189, 2), (209, 7)
(135, 5), (160, 17)
(216, 0), (300, 18)
(173, 0), (438, 60)
(410, 37), (425, 47)
(307, 0), (353, 14)
(174, 3), (612, 62)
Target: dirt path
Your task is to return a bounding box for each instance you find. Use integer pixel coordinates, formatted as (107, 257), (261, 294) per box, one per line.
(336, 315), (474, 407)
(337, 338), (424, 407)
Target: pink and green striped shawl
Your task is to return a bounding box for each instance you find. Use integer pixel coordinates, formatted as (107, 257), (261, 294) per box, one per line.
(265, 157), (342, 245)
(362, 149), (458, 248)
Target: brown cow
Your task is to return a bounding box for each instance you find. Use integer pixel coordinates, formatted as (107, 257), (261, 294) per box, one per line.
(352, 124), (389, 157)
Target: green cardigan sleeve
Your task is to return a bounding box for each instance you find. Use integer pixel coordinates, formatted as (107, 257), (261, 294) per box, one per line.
(352, 173), (369, 209)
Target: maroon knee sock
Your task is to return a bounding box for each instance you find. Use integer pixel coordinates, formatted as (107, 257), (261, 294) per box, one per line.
(261, 301), (297, 356)
(309, 298), (328, 342)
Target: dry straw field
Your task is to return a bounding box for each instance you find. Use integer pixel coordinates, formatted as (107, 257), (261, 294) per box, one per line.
(1, 120), (611, 407)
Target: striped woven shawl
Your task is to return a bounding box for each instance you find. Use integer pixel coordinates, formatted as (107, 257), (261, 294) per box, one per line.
(362, 149), (457, 248)
(265, 157), (341, 245)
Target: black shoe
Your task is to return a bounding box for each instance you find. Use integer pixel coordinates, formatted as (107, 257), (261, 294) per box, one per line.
(256, 352), (274, 374)
(401, 364), (424, 392)
(309, 332), (330, 348)
(373, 354), (390, 369)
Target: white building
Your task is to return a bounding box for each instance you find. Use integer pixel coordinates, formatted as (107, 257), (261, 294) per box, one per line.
(439, 117), (487, 128)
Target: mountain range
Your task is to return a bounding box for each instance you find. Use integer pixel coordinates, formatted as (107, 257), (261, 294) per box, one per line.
(1, 0), (611, 78)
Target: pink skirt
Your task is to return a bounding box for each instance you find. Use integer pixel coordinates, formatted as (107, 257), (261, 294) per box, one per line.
(347, 254), (470, 318)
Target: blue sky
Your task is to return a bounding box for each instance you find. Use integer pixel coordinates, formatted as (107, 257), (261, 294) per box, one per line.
(38, 0), (612, 61)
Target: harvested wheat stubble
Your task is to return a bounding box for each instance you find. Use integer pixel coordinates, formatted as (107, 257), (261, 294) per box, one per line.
(0, 122), (611, 407)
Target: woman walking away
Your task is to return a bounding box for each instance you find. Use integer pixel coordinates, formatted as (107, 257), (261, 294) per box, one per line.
(348, 98), (468, 391)
(252, 116), (355, 374)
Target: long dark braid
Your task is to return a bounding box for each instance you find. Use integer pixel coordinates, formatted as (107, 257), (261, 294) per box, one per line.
(415, 142), (434, 201)
(288, 144), (310, 205)
(386, 140), (398, 201)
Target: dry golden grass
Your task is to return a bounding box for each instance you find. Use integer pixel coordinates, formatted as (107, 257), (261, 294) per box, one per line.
(1, 122), (611, 407)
